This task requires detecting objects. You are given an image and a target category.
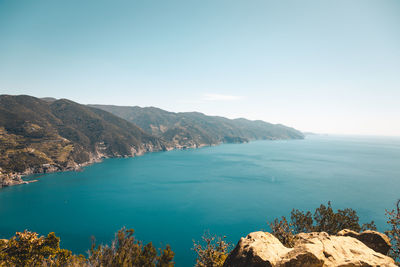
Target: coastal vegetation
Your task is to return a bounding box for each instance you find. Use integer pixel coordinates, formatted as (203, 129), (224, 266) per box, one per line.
(268, 201), (376, 247)
(386, 200), (400, 262)
(0, 95), (397, 265)
(0, 228), (174, 267)
(1, 201), (399, 266)
(192, 201), (399, 266)
(192, 232), (231, 267)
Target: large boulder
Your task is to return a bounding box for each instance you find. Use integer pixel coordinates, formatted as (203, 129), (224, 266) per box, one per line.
(223, 231), (396, 267)
(222, 232), (291, 267)
(337, 229), (392, 255)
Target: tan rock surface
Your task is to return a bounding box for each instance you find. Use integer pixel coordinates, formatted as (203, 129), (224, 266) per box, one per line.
(223, 231), (396, 267)
(337, 229), (392, 255)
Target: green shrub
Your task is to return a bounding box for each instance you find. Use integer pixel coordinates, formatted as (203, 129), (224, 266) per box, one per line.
(0, 230), (85, 266)
(386, 199), (400, 263)
(269, 202), (376, 247)
(269, 216), (296, 248)
(88, 228), (174, 267)
(0, 228), (174, 267)
(192, 232), (231, 267)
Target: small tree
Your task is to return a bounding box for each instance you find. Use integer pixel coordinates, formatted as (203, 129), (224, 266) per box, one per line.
(0, 230), (84, 266)
(269, 202), (377, 247)
(88, 227), (174, 267)
(269, 216), (296, 248)
(193, 232), (231, 267)
(386, 199), (400, 263)
(0, 228), (174, 267)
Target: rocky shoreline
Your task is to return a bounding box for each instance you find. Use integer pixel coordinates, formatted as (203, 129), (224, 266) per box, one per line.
(0, 141), (218, 189)
(0, 173), (36, 188)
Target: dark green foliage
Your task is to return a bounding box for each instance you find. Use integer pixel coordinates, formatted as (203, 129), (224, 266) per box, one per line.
(6, 151), (48, 173)
(386, 199), (400, 263)
(0, 228), (174, 267)
(269, 202), (377, 247)
(311, 203), (371, 233)
(290, 209), (313, 233)
(192, 232), (231, 267)
(90, 104), (304, 148)
(0, 230), (84, 266)
(89, 228), (174, 267)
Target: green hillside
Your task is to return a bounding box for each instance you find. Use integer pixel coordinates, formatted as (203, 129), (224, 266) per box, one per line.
(0, 95), (303, 187)
(0, 95), (166, 187)
(91, 105), (304, 148)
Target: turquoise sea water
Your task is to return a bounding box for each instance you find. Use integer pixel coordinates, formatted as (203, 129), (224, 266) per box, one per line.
(1, 135), (399, 266)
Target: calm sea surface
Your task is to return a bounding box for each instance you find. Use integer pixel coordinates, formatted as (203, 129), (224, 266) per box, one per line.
(1, 135), (400, 266)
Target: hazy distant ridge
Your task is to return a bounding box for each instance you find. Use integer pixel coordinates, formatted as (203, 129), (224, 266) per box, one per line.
(91, 104), (304, 148)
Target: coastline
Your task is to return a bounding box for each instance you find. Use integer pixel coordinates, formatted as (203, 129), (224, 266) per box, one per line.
(0, 141), (222, 189)
(0, 136), (303, 189)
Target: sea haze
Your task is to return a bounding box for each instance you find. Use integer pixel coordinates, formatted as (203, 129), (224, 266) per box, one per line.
(0, 135), (399, 266)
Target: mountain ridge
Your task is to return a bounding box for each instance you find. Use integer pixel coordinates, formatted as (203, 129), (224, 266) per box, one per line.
(0, 95), (304, 188)
(90, 104), (304, 148)
(0, 95), (168, 187)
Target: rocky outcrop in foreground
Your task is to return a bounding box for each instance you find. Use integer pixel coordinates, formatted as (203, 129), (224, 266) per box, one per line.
(223, 230), (396, 267)
(337, 229), (392, 255)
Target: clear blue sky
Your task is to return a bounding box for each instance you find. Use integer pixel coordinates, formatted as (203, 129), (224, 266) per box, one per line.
(1, 0), (399, 135)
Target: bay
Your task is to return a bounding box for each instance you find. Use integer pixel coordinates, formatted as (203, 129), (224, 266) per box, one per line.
(1, 135), (399, 266)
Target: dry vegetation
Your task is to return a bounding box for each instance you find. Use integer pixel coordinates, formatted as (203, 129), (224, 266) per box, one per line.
(192, 232), (231, 267)
(0, 125), (74, 174)
(0, 228), (174, 267)
(1, 199), (398, 266)
(386, 200), (400, 263)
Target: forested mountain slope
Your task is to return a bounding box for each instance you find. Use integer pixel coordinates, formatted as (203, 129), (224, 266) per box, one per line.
(91, 104), (304, 148)
(0, 95), (166, 187)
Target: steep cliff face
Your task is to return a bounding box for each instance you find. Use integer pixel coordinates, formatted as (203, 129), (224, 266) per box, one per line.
(223, 230), (396, 267)
(0, 95), (167, 187)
